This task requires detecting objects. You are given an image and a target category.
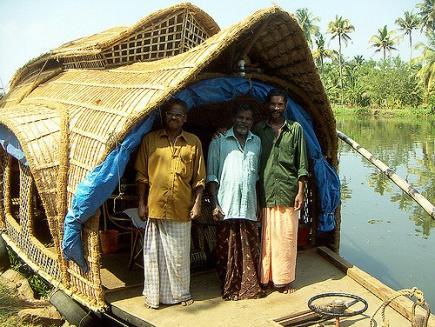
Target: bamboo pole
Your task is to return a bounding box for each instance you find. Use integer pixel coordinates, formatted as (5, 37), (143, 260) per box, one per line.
(56, 105), (70, 287)
(337, 130), (435, 219)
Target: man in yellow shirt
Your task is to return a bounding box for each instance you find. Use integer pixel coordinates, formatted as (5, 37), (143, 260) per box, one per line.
(135, 98), (205, 309)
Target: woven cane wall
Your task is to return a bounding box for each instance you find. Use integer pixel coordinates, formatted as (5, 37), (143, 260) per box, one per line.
(3, 160), (60, 279)
(0, 105), (104, 308)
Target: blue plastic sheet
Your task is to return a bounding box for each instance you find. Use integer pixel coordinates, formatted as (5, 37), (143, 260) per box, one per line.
(0, 125), (28, 166)
(57, 77), (340, 271)
(62, 112), (157, 270)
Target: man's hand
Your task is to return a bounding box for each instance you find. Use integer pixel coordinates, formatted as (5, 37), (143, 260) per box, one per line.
(212, 127), (227, 139)
(190, 202), (202, 220)
(212, 205), (225, 221)
(138, 202), (148, 221)
(294, 192), (304, 211)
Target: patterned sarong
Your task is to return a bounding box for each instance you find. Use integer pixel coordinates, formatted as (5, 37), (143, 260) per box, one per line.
(215, 219), (262, 300)
(260, 206), (298, 287)
(143, 219), (192, 308)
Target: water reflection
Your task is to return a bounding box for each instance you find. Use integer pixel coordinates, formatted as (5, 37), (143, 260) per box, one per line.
(337, 116), (435, 237)
(336, 116), (435, 306)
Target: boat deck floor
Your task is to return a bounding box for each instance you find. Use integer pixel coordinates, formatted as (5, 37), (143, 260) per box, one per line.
(101, 248), (424, 327)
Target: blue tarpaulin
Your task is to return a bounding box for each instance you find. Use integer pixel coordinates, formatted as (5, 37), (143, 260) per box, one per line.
(0, 125), (28, 166)
(0, 77), (340, 271)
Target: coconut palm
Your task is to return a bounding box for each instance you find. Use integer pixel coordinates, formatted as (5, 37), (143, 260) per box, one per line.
(396, 11), (421, 61)
(295, 8), (320, 49)
(353, 55), (365, 65)
(327, 15), (355, 102)
(416, 0), (435, 37)
(370, 25), (398, 60)
(414, 42), (435, 103)
(312, 33), (336, 71)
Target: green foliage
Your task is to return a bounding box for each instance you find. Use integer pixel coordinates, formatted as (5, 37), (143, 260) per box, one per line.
(416, 0), (435, 37)
(27, 275), (51, 299)
(310, 4), (434, 112)
(321, 57), (426, 110)
(361, 57), (421, 107)
(396, 11), (420, 61)
(413, 41), (435, 102)
(327, 16), (355, 47)
(327, 15), (355, 103)
(295, 8), (320, 49)
(369, 25), (398, 60)
(312, 33), (337, 71)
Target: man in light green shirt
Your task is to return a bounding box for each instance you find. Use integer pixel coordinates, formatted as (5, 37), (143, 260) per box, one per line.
(207, 104), (263, 300)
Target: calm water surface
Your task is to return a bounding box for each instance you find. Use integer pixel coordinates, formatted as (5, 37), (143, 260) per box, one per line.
(336, 116), (435, 306)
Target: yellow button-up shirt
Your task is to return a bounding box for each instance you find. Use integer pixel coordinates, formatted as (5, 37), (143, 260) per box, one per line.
(135, 129), (205, 222)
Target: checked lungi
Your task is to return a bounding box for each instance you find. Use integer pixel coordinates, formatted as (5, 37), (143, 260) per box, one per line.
(143, 218), (192, 308)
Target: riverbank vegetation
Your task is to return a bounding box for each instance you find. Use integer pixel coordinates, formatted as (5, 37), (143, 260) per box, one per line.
(296, 0), (434, 116)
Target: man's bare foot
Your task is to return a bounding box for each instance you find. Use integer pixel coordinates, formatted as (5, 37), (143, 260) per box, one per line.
(181, 298), (194, 306)
(278, 283), (296, 294)
(261, 283), (270, 290)
(145, 304), (158, 309)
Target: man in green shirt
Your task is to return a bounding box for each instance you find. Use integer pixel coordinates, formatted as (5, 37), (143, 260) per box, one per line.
(253, 89), (308, 294)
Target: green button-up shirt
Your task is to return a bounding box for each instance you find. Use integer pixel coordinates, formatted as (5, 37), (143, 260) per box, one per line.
(253, 120), (308, 208)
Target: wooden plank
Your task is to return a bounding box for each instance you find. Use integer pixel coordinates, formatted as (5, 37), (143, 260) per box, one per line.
(273, 309), (324, 326)
(110, 304), (156, 327)
(317, 246), (435, 325)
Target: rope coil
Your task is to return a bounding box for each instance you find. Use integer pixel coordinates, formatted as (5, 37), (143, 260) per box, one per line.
(370, 287), (430, 327)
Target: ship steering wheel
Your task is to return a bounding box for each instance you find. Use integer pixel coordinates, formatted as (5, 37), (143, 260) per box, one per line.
(308, 292), (368, 326)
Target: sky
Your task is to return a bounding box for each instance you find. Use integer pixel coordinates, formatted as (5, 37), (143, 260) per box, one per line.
(0, 0), (427, 91)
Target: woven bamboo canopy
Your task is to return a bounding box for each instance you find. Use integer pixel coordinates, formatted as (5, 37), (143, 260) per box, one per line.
(0, 2), (337, 308)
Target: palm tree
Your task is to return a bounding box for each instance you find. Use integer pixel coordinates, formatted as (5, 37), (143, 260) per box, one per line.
(353, 55), (365, 65)
(414, 42), (435, 103)
(312, 33), (336, 71)
(370, 25), (398, 60)
(295, 8), (320, 49)
(416, 0), (435, 37)
(327, 16), (355, 102)
(396, 11), (420, 61)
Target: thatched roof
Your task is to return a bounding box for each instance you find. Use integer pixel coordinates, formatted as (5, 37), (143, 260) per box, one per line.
(0, 4), (336, 231)
(8, 2), (220, 88)
(53, 4), (219, 56)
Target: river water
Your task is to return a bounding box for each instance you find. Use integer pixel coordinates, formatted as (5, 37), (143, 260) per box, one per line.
(336, 116), (435, 306)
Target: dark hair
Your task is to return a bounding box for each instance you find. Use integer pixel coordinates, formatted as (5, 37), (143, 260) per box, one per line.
(233, 103), (254, 116)
(162, 98), (188, 114)
(266, 88), (288, 103)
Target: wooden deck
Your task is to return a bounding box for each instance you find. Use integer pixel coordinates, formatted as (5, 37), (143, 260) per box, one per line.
(101, 248), (434, 326)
